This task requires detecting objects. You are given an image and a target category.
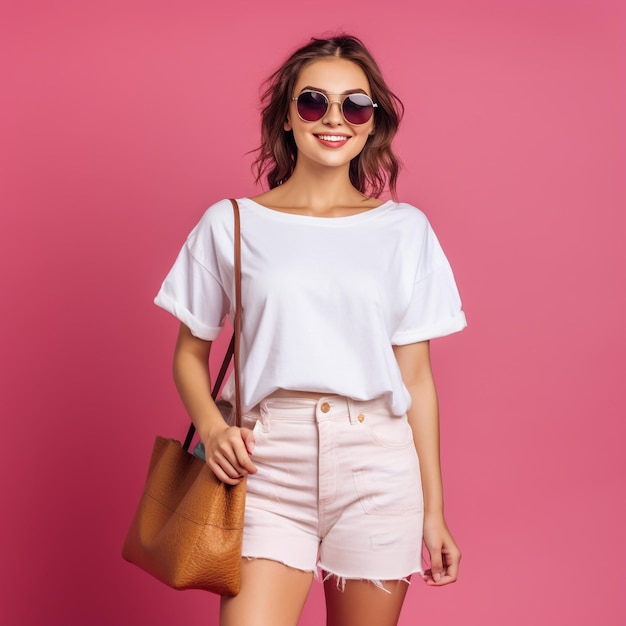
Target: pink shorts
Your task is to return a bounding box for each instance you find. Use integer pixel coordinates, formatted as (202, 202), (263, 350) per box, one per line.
(240, 396), (424, 583)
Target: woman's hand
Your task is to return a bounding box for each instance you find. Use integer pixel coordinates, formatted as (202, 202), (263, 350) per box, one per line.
(203, 425), (257, 485)
(421, 513), (461, 586)
(171, 323), (258, 485)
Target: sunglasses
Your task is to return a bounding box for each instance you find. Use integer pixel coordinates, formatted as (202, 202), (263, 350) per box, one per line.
(291, 90), (378, 125)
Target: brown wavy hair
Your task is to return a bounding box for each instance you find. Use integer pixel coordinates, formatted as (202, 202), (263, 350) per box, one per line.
(253, 35), (404, 198)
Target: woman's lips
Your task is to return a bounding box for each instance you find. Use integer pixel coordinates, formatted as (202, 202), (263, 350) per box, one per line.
(314, 134), (350, 148)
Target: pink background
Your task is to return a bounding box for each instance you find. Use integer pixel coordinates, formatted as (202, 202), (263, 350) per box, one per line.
(2, 0), (625, 624)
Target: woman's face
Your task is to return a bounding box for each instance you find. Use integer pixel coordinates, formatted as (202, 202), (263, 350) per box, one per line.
(285, 57), (375, 172)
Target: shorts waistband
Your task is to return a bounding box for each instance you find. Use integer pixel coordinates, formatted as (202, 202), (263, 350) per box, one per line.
(246, 395), (391, 425)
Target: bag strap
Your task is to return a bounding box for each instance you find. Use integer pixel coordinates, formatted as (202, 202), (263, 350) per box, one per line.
(231, 197), (243, 427)
(183, 198), (242, 451)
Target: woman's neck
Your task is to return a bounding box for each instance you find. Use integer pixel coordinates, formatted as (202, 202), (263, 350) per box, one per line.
(257, 163), (379, 216)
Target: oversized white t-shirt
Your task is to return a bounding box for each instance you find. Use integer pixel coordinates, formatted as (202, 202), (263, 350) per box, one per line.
(154, 197), (466, 415)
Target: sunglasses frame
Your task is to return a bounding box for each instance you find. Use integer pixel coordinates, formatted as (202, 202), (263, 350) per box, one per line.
(291, 89), (378, 126)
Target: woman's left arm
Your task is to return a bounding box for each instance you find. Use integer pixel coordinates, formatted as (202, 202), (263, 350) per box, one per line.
(394, 340), (461, 586)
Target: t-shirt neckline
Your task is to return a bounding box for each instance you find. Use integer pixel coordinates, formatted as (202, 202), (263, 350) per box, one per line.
(240, 197), (395, 224)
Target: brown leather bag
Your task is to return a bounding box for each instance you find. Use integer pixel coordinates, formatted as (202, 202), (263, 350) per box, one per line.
(122, 199), (246, 595)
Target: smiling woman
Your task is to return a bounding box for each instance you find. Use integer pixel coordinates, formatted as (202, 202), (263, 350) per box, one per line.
(254, 36), (404, 201)
(152, 34), (467, 626)
(280, 57), (377, 184)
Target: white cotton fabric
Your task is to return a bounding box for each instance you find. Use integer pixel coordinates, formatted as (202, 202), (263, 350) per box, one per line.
(154, 198), (467, 415)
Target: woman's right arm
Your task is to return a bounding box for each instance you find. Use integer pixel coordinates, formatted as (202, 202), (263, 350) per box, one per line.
(172, 322), (257, 485)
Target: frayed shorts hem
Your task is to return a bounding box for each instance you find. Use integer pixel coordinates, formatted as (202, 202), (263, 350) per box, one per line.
(241, 553), (423, 593)
(321, 570), (417, 594)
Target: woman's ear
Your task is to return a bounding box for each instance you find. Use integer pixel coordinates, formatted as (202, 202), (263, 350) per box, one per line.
(284, 114), (292, 132)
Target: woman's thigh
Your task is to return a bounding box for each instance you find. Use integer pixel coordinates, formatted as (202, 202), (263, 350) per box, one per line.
(220, 558), (314, 626)
(324, 577), (410, 626)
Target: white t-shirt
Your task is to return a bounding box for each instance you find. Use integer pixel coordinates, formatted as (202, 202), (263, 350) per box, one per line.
(154, 197), (467, 415)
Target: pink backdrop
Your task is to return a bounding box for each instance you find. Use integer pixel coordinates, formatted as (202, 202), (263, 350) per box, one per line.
(2, 0), (625, 624)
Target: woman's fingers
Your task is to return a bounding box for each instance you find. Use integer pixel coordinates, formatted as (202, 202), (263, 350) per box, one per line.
(422, 517), (462, 586)
(443, 552), (460, 583)
(423, 545), (461, 586)
(240, 428), (256, 456)
(206, 456), (244, 485)
(205, 426), (257, 483)
(428, 547), (445, 583)
(227, 427), (258, 475)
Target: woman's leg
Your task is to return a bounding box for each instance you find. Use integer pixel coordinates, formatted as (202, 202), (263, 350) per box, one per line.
(324, 577), (410, 626)
(220, 558), (314, 626)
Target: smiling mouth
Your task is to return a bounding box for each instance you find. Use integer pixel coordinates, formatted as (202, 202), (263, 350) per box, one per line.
(315, 134), (350, 142)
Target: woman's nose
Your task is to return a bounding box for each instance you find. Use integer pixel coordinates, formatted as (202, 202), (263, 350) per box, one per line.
(322, 99), (343, 125)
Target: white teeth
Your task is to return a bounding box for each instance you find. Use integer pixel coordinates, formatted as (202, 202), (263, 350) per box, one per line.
(317, 135), (348, 142)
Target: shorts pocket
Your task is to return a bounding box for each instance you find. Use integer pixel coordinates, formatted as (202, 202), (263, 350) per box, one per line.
(365, 413), (414, 449)
(353, 454), (423, 516)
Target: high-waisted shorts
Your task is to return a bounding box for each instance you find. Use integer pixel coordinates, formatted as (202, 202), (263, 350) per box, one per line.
(240, 395), (424, 583)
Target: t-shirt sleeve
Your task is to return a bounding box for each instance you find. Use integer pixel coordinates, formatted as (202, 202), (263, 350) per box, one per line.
(153, 208), (231, 341)
(391, 221), (467, 345)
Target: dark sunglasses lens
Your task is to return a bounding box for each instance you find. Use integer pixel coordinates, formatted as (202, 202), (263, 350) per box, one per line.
(342, 94), (374, 124)
(297, 91), (328, 121)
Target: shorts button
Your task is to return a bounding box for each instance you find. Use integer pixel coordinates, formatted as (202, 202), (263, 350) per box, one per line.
(357, 413), (365, 422)
(320, 402), (331, 413)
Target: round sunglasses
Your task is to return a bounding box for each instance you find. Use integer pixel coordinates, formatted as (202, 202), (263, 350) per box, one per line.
(291, 90), (378, 125)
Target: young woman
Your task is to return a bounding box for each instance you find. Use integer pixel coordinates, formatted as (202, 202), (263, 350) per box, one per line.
(155, 34), (466, 626)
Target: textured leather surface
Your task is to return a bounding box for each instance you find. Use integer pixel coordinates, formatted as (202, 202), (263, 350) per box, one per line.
(122, 437), (246, 595)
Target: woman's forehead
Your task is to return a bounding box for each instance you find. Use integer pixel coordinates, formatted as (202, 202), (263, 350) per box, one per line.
(294, 58), (371, 94)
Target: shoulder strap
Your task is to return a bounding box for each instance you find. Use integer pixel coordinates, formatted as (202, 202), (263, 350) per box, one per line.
(183, 198), (242, 450)
(230, 198), (243, 427)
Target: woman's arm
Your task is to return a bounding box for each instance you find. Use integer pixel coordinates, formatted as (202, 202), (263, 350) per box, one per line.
(172, 322), (256, 485)
(393, 340), (461, 586)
